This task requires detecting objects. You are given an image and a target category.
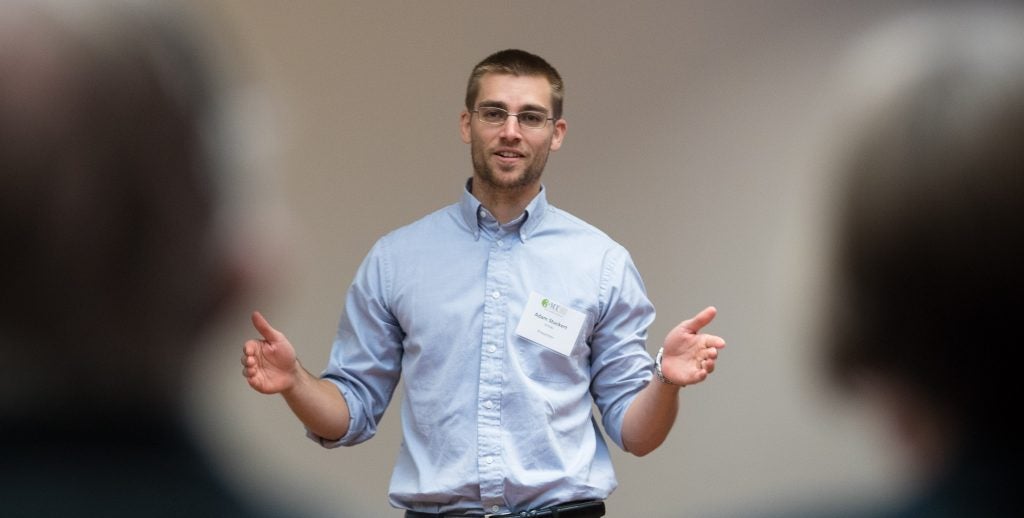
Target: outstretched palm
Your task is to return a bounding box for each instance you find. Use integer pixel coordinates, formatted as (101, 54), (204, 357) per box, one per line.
(242, 311), (298, 394)
(660, 306), (726, 386)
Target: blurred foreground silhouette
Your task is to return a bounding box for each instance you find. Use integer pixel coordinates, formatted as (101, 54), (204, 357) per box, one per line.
(0, 0), (293, 516)
(794, 4), (1024, 518)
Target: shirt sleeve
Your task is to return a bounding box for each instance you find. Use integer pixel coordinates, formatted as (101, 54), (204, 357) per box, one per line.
(308, 235), (405, 447)
(588, 245), (657, 450)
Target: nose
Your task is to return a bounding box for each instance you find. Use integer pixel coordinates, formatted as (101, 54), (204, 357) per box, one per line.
(498, 114), (523, 140)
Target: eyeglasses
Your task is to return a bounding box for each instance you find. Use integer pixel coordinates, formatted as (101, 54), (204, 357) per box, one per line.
(472, 106), (554, 130)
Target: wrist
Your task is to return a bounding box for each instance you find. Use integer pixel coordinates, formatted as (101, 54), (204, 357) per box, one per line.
(281, 359), (310, 394)
(654, 347), (683, 386)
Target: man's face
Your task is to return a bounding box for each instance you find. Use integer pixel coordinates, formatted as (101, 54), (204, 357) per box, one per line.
(460, 73), (566, 193)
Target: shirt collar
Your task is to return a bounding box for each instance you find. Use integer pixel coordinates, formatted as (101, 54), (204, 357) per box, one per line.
(458, 178), (548, 242)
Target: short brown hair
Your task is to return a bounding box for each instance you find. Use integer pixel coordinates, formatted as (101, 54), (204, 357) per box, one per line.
(465, 49), (564, 120)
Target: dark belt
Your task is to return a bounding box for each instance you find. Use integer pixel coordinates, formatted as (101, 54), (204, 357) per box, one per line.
(405, 500), (605, 518)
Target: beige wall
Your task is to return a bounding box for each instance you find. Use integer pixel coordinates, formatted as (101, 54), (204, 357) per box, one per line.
(186, 2), (926, 516)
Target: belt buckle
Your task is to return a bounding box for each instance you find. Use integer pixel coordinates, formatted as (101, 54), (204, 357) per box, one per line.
(483, 510), (516, 517)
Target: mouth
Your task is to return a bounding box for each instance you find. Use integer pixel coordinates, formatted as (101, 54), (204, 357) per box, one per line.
(494, 149), (525, 159)
(493, 149), (526, 168)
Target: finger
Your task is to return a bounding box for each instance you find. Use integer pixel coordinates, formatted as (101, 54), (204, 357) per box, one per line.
(242, 339), (258, 356)
(251, 310), (283, 342)
(704, 359), (716, 374)
(679, 306), (717, 334)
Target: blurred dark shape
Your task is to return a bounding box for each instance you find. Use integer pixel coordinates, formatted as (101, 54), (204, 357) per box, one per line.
(0, 0), (287, 515)
(823, 4), (1024, 517)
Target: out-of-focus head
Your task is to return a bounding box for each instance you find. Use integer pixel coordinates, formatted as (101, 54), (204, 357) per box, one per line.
(465, 49), (565, 120)
(827, 4), (1024, 452)
(0, 0), (260, 410)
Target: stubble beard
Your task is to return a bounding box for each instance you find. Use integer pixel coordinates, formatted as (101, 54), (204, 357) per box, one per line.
(470, 141), (549, 193)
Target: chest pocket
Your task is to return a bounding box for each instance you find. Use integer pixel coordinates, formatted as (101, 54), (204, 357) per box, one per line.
(512, 313), (593, 385)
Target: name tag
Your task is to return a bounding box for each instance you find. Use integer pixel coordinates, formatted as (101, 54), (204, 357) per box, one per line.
(515, 292), (586, 356)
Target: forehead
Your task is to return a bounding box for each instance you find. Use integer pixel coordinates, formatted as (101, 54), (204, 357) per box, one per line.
(474, 73), (553, 111)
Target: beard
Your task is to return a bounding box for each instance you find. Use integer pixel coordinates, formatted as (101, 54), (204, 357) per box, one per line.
(470, 139), (549, 192)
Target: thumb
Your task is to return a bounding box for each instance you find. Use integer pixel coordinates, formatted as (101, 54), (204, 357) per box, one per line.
(251, 310), (284, 342)
(679, 306), (717, 334)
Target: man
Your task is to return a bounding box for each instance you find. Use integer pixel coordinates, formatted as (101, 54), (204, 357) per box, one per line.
(243, 49), (725, 517)
(820, 5), (1023, 517)
(0, 0), (290, 516)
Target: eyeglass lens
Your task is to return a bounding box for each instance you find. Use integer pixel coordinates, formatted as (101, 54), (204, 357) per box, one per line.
(476, 107), (549, 129)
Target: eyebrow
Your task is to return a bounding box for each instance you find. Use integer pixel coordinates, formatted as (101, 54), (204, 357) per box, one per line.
(476, 100), (550, 114)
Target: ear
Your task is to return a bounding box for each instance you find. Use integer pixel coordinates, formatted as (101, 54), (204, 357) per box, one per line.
(460, 110), (472, 144)
(549, 118), (567, 151)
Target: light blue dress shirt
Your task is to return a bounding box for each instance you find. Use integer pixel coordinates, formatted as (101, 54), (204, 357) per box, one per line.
(314, 181), (656, 515)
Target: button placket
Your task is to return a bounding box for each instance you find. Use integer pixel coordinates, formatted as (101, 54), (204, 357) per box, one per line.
(478, 235), (509, 508)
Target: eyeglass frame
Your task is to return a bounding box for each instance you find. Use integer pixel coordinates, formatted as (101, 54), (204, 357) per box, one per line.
(470, 105), (556, 130)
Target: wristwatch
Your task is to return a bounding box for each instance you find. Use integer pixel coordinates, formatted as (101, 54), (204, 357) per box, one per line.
(654, 347), (679, 386)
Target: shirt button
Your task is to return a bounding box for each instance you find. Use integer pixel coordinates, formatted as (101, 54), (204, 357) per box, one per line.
(496, 239), (504, 247)
(492, 505), (500, 513)
(483, 400), (493, 409)
(491, 290), (500, 299)
(487, 345), (496, 353)
(486, 457), (494, 464)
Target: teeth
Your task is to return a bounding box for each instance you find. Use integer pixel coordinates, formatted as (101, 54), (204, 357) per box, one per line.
(498, 151), (521, 158)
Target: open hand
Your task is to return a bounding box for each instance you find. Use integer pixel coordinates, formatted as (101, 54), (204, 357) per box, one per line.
(660, 306), (726, 386)
(241, 311), (299, 394)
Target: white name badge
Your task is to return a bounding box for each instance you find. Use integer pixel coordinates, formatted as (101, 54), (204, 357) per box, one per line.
(515, 292), (586, 356)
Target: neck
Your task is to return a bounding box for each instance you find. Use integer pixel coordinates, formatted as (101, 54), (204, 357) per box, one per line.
(471, 178), (540, 224)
